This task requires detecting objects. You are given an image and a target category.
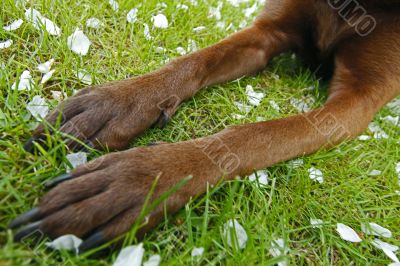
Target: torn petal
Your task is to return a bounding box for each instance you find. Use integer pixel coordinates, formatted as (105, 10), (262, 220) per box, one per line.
(76, 70), (92, 85)
(27, 95), (49, 119)
(108, 0), (119, 12)
(223, 219), (247, 249)
(248, 170), (268, 186)
(368, 122), (389, 139)
(3, 19), (24, 31)
(308, 167), (324, 184)
(67, 29), (91, 56)
(336, 223), (362, 243)
(45, 234), (82, 254)
(361, 222), (392, 238)
(191, 247), (204, 257)
(371, 239), (399, 262)
(269, 238), (289, 266)
(246, 85), (265, 106)
(113, 244), (145, 266)
(37, 58), (54, 74)
(0, 40), (13, 49)
(66, 152), (87, 169)
(152, 14), (168, 29)
(12, 70), (34, 91)
(310, 218), (324, 228)
(86, 17), (103, 29)
(41, 69), (55, 84)
(143, 254), (161, 266)
(127, 8), (138, 24)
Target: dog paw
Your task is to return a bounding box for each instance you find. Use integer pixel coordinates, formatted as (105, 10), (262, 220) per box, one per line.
(25, 77), (181, 151)
(9, 141), (222, 252)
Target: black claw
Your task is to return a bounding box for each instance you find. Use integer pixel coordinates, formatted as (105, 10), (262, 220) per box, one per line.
(78, 232), (106, 254)
(44, 173), (74, 188)
(8, 207), (40, 229)
(158, 110), (169, 129)
(13, 221), (42, 242)
(23, 137), (37, 153)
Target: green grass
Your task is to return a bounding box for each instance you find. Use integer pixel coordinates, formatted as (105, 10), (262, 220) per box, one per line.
(1, 0), (400, 265)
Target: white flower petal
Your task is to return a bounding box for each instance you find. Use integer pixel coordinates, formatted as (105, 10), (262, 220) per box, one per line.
(308, 167), (324, 184)
(143, 23), (153, 40)
(310, 218), (324, 228)
(193, 26), (206, 32)
(86, 17), (103, 29)
(177, 4), (189, 10)
(371, 239), (399, 262)
(223, 219), (247, 249)
(269, 238), (289, 266)
(113, 244), (145, 266)
(361, 222), (392, 238)
(269, 100), (280, 112)
(208, 3), (223, 20)
(176, 47), (186, 55)
(66, 152), (87, 169)
(290, 98), (310, 113)
(143, 254), (161, 266)
(358, 135), (371, 141)
(37, 58), (54, 74)
(3, 19), (24, 31)
(396, 162), (400, 180)
(387, 98), (400, 115)
(368, 122), (389, 139)
(368, 169), (382, 177)
(187, 39), (198, 52)
(27, 95), (49, 119)
(45, 234), (82, 254)
(244, 3), (257, 17)
(25, 8), (61, 36)
(234, 101), (252, 113)
(246, 85), (265, 106)
(0, 40), (13, 49)
(51, 90), (67, 101)
(76, 70), (92, 85)
(152, 14), (168, 29)
(336, 223), (362, 243)
(127, 8), (138, 24)
(191, 247), (204, 257)
(12, 70), (34, 91)
(108, 0), (119, 12)
(155, 46), (166, 53)
(288, 158), (303, 168)
(382, 115), (400, 126)
(41, 69), (55, 84)
(67, 29), (91, 56)
(248, 170), (268, 186)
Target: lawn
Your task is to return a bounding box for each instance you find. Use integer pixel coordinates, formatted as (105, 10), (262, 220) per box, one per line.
(1, 0), (399, 265)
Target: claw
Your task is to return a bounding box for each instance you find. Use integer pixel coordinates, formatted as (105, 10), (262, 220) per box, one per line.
(157, 110), (169, 129)
(8, 207), (40, 229)
(13, 221), (42, 242)
(78, 231), (106, 254)
(44, 173), (74, 188)
(23, 137), (37, 153)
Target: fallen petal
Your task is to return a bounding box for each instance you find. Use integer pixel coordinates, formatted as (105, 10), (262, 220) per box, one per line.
(368, 122), (389, 139)
(113, 244), (145, 266)
(66, 152), (87, 169)
(127, 8), (138, 24)
(41, 69), (55, 84)
(37, 58), (54, 74)
(371, 239), (399, 263)
(358, 135), (371, 141)
(51, 90), (67, 101)
(361, 222), (392, 238)
(191, 247), (204, 257)
(269, 100), (280, 112)
(143, 254), (161, 266)
(368, 170), (382, 177)
(12, 70), (34, 91)
(67, 29), (91, 56)
(108, 0), (119, 12)
(310, 218), (324, 228)
(86, 17), (103, 29)
(0, 40), (13, 49)
(387, 98), (400, 115)
(308, 167), (324, 184)
(45, 234), (82, 254)
(336, 223), (362, 243)
(152, 14), (168, 29)
(193, 26), (206, 32)
(27, 95), (49, 119)
(269, 238), (289, 266)
(3, 19), (24, 31)
(288, 158), (303, 168)
(176, 47), (186, 55)
(76, 70), (92, 85)
(223, 219), (247, 249)
(143, 23), (153, 40)
(248, 170), (268, 186)
(246, 85), (265, 106)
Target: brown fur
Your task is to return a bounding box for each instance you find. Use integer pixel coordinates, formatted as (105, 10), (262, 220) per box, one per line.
(12, 0), (400, 251)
